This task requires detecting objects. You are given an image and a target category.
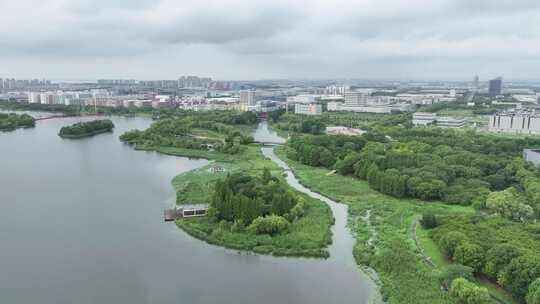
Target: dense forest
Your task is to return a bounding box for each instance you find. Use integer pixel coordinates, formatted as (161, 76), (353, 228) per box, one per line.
(120, 111), (257, 155)
(58, 119), (114, 138)
(0, 113), (35, 131)
(286, 128), (540, 217)
(425, 211), (540, 302)
(210, 168), (306, 235)
(283, 122), (540, 301)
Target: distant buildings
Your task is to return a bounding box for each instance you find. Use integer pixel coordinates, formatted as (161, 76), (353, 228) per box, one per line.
(327, 90), (414, 114)
(295, 103), (322, 115)
(412, 112), (467, 128)
(488, 111), (540, 134)
(177, 76), (212, 89)
(326, 126), (365, 136)
(488, 77), (503, 96)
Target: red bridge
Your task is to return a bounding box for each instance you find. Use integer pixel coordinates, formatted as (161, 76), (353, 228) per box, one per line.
(34, 114), (102, 121)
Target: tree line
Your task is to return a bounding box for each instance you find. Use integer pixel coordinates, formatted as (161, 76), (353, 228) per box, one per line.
(286, 127), (540, 218)
(0, 113), (35, 131)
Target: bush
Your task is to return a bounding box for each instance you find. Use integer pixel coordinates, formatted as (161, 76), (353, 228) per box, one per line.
(248, 215), (290, 235)
(420, 211), (438, 229)
(449, 278), (491, 304)
(439, 264), (474, 288)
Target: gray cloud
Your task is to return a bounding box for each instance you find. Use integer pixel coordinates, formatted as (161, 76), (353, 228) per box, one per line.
(1, 0), (540, 80)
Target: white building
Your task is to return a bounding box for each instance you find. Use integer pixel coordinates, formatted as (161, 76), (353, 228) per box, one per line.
(489, 112), (540, 134)
(412, 112), (436, 126)
(28, 92), (41, 103)
(344, 92), (369, 106)
(295, 103), (322, 115)
(240, 90), (256, 107)
(436, 116), (467, 128)
(39, 92), (55, 105)
(325, 85), (349, 95)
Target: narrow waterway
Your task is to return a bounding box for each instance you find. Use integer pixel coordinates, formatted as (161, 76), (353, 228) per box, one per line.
(0, 116), (376, 304)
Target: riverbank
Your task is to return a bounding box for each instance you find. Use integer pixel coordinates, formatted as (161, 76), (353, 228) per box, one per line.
(273, 145), (474, 303)
(171, 145), (333, 258)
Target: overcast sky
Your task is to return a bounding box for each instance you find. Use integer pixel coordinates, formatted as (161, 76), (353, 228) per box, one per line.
(1, 0), (540, 81)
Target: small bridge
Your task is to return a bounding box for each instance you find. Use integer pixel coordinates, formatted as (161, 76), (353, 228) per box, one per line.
(253, 141), (285, 146)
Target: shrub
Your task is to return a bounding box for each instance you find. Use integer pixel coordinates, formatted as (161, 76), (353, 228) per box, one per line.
(439, 264), (474, 288)
(248, 215), (290, 235)
(449, 278), (491, 304)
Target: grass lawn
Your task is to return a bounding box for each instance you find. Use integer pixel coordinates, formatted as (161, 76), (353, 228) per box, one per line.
(172, 145), (333, 258)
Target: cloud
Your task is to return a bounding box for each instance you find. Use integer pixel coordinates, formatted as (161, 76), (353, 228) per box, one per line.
(0, 0), (539, 79)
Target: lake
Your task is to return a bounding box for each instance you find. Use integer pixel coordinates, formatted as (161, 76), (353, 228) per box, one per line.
(0, 115), (375, 304)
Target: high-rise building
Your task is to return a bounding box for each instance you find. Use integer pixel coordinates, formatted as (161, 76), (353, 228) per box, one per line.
(473, 75), (479, 90)
(240, 90), (256, 107)
(488, 77), (503, 96)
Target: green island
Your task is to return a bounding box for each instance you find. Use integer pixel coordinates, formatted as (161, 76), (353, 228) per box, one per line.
(58, 119), (115, 138)
(0, 112), (35, 131)
(120, 111), (333, 258)
(270, 108), (540, 304)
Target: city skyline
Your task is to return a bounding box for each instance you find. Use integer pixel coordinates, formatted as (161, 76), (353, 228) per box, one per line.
(1, 0), (540, 80)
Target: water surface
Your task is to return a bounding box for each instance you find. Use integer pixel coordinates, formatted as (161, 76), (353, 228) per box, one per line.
(0, 116), (375, 304)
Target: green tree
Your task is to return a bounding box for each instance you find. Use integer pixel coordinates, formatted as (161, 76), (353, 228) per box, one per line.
(439, 231), (468, 258)
(454, 242), (485, 272)
(499, 254), (540, 299)
(486, 188), (534, 222)
(262, 167), (272, 185)
(483, 244), (521, 279)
